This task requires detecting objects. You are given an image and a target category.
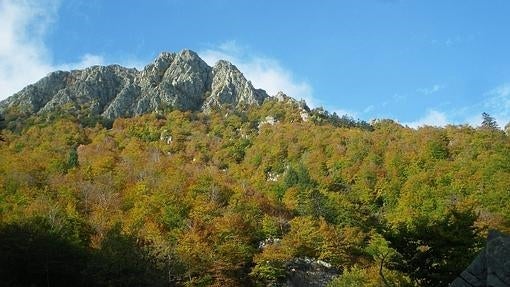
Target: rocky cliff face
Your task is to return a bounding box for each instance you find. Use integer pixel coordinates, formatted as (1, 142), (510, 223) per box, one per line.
(203, 60), (268, 111)
(0, 49), (270, 119)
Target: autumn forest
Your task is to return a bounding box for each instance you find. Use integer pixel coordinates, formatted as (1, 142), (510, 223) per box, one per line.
(1, 99), (509, 286)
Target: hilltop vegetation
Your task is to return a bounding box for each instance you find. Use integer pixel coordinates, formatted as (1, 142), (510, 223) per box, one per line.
(0, 99), (509, 286)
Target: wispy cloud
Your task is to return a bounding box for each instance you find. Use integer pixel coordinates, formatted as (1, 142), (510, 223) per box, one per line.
(57, 54), (105, 71)
(0, 0), (137, 101)
(483, 83), (510, 127)
(0, 0), (56, 100)
(403, 83), (510, 129)
(439, 83), (510, 128)
(199, 41), (316, 107)
(417, 84), (444, 95)
(404, 110), (449, 128)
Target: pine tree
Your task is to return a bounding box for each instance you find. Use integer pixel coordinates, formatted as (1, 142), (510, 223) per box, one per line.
(481, 112), (499, 130)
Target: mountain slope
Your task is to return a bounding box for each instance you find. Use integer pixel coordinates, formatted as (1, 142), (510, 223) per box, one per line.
(0, 49), (270, 119)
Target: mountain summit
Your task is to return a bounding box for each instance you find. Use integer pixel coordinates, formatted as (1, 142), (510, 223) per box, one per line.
(0, 49), (271, 119)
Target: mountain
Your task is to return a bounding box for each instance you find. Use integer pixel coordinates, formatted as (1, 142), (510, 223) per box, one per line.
(0, 49), (271, 119)
(3, 49), (505, 287)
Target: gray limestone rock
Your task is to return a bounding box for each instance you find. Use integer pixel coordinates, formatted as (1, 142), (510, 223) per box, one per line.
(0, 49), (270, 119)
(203, 60), (268, 111)
(0, 71), (71, 114)
(450, 231), (510, 287)
(273, 91), (310, 111)
(138, 49), (213, 112)
(41, 65), (138, 116)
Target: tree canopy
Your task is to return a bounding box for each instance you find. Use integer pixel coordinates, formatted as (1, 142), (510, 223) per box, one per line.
(0, 100), (509, 286)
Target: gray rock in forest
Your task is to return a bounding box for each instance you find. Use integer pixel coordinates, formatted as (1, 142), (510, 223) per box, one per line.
(450, 231), (510, 287)
(284, 257), (338, 287)
(0, 49), (270, 119)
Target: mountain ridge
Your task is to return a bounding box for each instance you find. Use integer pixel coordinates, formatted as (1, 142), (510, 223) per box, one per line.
(0, 49), (291, 119)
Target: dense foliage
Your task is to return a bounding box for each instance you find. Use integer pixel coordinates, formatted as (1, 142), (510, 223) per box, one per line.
(0, 99), (509, 286)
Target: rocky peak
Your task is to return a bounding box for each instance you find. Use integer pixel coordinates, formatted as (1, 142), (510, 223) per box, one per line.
(203, 60), (268, 111)
(0, 49), (271, 119)
(135, 49), (212, 115)
(274, 91), (310, 111)
(140, 52), (176, 86)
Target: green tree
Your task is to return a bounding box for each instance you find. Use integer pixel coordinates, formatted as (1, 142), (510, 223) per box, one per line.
(481, 112), (499, 130)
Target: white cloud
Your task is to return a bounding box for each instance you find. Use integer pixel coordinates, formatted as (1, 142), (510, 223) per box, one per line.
(464, 114), (483, 128)
(199, 41), (316, 107)
(402, 84), (510, 129)
(483, 83), (510, 127)
(407, 84), (510, 129)
(417, 84), (443, 95)
(404, 110), (449, 128)
(448, 83), (510, 128)
(0, 0), (132, 101)
(0, 0), (56, 100)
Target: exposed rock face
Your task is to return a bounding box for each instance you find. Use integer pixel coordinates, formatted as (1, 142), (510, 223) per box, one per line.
(0, 49), (269, 119)
(451, 231), (510, 287)
(135, 50), (213, 116)
(203, 60), (267, 111)
(284, 257), (338, 287)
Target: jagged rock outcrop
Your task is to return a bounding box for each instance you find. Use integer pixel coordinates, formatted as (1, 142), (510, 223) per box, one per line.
(0, 49), (269, 119)
(451, 231), (510, 287)
(202, 60), (267, 111)
(135, 50), (213, 116)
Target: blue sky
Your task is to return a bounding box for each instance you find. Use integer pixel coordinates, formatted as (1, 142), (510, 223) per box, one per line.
(1, 0), (510, 127)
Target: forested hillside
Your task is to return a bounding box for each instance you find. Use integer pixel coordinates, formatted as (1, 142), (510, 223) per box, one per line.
(0, 99), (509, 286)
